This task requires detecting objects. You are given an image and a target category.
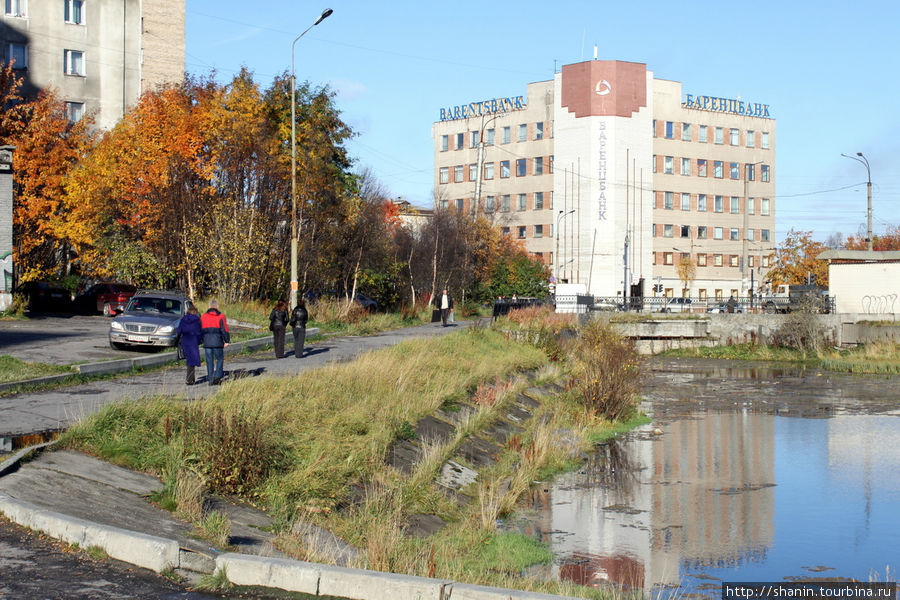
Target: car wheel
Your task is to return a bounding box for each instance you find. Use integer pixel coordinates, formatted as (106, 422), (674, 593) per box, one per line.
(764, 302), (776, 314)
(109, 341), (128, 351)
(103, 303), (113, 317)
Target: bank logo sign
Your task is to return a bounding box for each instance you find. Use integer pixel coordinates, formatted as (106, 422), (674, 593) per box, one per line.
(439, 96), (526, 121)
(595, 80), (611, 96)
(682, 94), (772, 118)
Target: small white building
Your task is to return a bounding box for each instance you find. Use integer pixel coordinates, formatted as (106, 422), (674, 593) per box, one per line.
(818, 250), (900, 316)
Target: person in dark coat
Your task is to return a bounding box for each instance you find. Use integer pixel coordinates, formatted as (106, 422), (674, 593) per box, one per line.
(434, 289), (453, 327)
(176, 304), (202, 385)
(200, 300), (230, 385)
(269, 300), (289, 358)
(290, 298), (309, 359)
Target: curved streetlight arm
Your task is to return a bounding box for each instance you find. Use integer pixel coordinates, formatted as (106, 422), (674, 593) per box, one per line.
(841, 152), (873, 251)
(555, 209), (576, 283)
(290, 8), (333, 310)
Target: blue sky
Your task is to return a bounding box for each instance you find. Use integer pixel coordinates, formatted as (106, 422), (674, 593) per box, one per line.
(186, 0), (900, 243)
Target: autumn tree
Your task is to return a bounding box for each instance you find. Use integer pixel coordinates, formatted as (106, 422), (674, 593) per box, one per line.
(766, 229), (828, 288)
(845, 224), (900, 251)
(675, 254), (697, 296)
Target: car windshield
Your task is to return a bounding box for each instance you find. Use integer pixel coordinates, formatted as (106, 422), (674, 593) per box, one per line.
(127, 297), (182, 314)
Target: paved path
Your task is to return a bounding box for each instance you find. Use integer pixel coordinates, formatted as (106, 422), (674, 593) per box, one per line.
(0, 322), (466, 437)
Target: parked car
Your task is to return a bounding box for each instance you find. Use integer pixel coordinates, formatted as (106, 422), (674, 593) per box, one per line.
(73, 282), (137, 316)
(660, 297), (693, 313)
(354, 293), (379, 311)
(706, 301), (745, 314)
(15, 281), (73, 313)
(108, 290), (191, 350)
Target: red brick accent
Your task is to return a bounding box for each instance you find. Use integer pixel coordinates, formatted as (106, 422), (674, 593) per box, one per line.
(560, 60), (648, 118)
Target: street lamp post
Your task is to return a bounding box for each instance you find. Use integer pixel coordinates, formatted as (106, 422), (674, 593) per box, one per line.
(841, 152), (873, 251)
(555, 209), (575, 283)
(742, 161), (763, 297)
(290, 8), (333, 310)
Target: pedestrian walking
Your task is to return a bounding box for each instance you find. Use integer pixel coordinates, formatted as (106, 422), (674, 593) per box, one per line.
(290, 298), (309, 358)
(176, 304), (202, 385)
(435, 289), (453, 327)
(200, 300), (230, 385)
(269, 300), (289, 358)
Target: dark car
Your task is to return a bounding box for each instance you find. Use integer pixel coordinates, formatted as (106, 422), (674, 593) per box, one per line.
(15, 281), (73, 313)
(354, 293), (378, 311)
(108, 290), (190, 350)
(74, 282), (137, 316)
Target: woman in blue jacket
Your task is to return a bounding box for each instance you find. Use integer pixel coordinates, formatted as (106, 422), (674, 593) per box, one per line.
(176, 304), (202, 385)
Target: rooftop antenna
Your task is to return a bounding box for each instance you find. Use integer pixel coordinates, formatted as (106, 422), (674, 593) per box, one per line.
(593, 44), (598, 60)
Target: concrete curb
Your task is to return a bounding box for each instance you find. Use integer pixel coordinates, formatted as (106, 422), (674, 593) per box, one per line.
(0, 491), (179, 573)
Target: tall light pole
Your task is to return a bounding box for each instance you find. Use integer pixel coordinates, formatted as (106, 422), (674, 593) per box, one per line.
(842, 152), (873, 251)
(555, 209), (575, 283)
(742, 160), (763, 297)
(290, 8), (333, 310)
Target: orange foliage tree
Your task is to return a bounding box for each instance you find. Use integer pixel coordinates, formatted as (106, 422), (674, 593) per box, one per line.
(766, 229), (829, 288)
(845, 225), (900, 251)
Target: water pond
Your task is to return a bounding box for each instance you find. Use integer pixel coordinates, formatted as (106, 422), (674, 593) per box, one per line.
(508, 358), (900, 596)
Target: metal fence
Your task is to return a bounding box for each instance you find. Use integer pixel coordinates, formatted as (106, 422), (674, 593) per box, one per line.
(587, 295), (836, 314)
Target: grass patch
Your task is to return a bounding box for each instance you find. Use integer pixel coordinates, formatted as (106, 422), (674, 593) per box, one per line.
(84, 545), (109, 561)
(0, 355), (71, 383)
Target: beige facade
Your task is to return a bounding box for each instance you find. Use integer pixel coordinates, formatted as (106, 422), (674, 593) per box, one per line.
(432, 60), (776, 300)
(1, 0), (185, 131)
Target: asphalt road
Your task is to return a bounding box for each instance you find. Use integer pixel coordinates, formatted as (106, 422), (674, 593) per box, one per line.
(0, 312), (131, 365)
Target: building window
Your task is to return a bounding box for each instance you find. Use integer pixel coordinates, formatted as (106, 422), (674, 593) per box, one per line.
(761, 229), (770, 242)
(453, 165), (463, 183)
(748, 255), (755, 268)
(518, 226), (527, 239)
(664, 156), (673, 174)
(502, 226), (510, 236)
(440, 135), (448, 152)
(440, 199), (448, 210)
(746, 163), (756, 181)
(697, 159), (707, 177)
(761, 198), (770, 216)
(761, 164), (770, 182)
(681, 158), (690, 176)
(6, 42), (26, 69)
(439, 167), (448, 184)
(747, 130), (755, 147)
(455, 133), (464, 150)
(681, 193), (690, 211)
(748, 228), (755, 241)
(762, 132), (770, 149)
(730, 228), (739, 241)
(652, 155), (657, 174)
(502, 126), (510, 144)
(665, 121), (674, 139)
(4, 0), (25, 16)
(714, 161), (724, 178)
(486, 128), (495, 145)
(748, 197), (755, 215)
(456, 199), (464, 211)
(714, 195), (723, 212)
(549, 155), (554, 174)
(664, 191), (673, 210)
(714, 254), (723, 267)
(486, 196), (495, 212)
(518, 194), (527, 211)
(534, 224), (543, 237)
(762, 255), (771, 268)
(681, 225), (690, 238)
(470, 130), (479, 148)
(534, 156), (543, 175)
(652, 119), (657, 137)
(664, 224), (674, 238)
(730, 128), (739, 145)
(469, 163), (477, 181)
(483, 162), (494, 180)
(500, 160), (510, 178)
(730, 196), (740, 214)
(730, 162), (740, 180)
(698, 254), (707, 266)
(501, 195), (510, 212)
(664, 252), (674, 265)
(65, 101), (84, 122)
(714, 127), (724, 144)
(534, 192), (544, 210)
(518, 124), (527, 142)
(714, 227), (723, 240)
(699, 125), (708, 143)
(535, 122), (543, 140)
(727, 255), (737, 267)
(698, 225), (708, 239)
(682, 123), (691, 141)
(698, 194), (707, 212)
(516, 158), (526, 177)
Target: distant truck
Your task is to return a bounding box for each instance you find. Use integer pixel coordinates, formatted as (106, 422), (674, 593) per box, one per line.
(763, 284), (831, 314)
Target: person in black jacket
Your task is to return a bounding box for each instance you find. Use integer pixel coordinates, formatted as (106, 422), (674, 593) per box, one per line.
(290, 298), (309, 359)
(434, 289), (453, 327)
(200, 300), (230, 385)
(269, 299), (289, 358)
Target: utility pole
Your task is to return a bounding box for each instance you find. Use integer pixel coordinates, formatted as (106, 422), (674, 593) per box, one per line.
(842, 152), (873, 251)
(743, 161), (763, 297)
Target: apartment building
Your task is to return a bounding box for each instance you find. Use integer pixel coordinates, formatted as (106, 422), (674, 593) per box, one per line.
(432, 59), (775, 300)
(1, 0), (185, 130)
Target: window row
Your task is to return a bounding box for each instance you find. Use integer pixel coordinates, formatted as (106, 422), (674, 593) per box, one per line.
(655, 251), (771, 269)
(656, 192), (771, 215)
(661, 288), (745, 301)
(439, 191), (551, 213)
(654, 120), (771, 149)
(4, 44), (85, 76)
(654, 157), (771, 181)
(654, 223), (771, 242)
(440, 122), (548, 151)
(4, 1), (85, 23)
(439, 156), (553, 183)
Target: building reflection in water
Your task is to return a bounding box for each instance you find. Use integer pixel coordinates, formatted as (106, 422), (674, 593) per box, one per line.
(540, 413), (775, 590)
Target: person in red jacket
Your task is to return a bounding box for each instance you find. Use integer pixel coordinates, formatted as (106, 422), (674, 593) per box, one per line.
(200, 300), (230, 385)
